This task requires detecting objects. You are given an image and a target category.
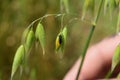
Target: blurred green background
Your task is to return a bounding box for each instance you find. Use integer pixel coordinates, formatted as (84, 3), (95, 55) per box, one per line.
(0, 0), (118, 80)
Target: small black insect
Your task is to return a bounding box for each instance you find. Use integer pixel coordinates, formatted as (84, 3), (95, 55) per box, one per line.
(59, 34), (63, 44)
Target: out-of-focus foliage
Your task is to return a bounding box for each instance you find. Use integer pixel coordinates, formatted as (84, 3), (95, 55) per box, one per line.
(61, 0), (70, 13)
(116, 5), (120, 33)
(0, 0), (118, 80)
(82, 0), (95, 20)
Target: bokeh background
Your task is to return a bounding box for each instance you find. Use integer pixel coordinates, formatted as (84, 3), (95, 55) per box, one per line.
(0, 0), (118, 80)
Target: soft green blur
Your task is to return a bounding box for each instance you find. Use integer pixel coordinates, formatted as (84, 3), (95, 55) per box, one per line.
(0, 0), (118, 80)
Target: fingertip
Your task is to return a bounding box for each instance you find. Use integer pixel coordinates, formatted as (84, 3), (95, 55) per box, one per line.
(63, 58), (81, 80)
(64, 35), (120, 80)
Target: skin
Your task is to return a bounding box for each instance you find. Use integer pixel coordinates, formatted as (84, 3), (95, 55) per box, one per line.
(64, 35), (120, 80)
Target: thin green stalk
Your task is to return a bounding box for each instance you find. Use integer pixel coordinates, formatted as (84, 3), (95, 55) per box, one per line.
(76, 0), (103, 80)
(60, 0), (64, 13)
(61, 14), (65, 29)
(75, 22), (95, 80)
(27, 13), (64, 28)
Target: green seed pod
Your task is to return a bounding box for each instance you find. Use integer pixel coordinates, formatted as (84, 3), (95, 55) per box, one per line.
(21, 27), (30, 44)
(55, 27), (67, 53)
(35, 22), (46, 55)
(62, 27), (67, 43)
(11, 45), (25, 80)
(112, 44), (120, 72)
(25, 29), (35, 53)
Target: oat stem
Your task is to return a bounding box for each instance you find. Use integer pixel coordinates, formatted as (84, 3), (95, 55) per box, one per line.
(76, 0), (103, 80)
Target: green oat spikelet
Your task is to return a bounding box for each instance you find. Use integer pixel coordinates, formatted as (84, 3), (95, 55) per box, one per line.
(25, 28), (35, 53)
(55, 27), (67, 53)
(21, 27), (31, 44)
(104, 0), (115, 18)
(62, 26), (67, 43)
(11, 45), (25, 80)
(61, 26), (67, 52)
(35, 22), (46, 55)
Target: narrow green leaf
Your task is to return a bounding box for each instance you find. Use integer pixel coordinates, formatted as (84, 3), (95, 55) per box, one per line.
(62, 0), (69, 13)
(82, 0), (94, 20)
(21, 27), (30, 44)
(25, 28), (35, 53)
(35, 22), (46, 55)
(11, 45), (25, 80)
(112, 44), (120, 72)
